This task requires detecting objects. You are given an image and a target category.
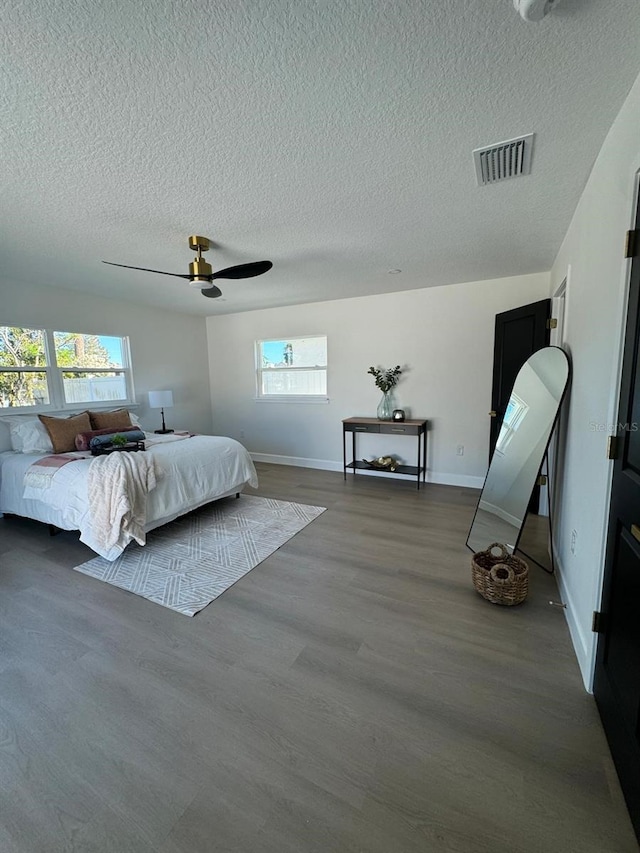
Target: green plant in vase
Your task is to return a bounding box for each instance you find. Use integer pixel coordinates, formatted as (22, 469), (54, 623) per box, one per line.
(368, 365), (402, 420)
(111, 433), (128, 448)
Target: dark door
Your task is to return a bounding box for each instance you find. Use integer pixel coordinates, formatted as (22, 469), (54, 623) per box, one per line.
(594, 202), (640, 840)
(490, 299), (551, 456)
(490, 300), (551, 516)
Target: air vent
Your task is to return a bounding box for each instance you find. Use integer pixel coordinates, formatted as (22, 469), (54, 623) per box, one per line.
(473, 133), (534, 186)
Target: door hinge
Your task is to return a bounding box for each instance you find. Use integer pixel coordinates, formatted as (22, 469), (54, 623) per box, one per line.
(536, 474), (548, 486)
(546, 318), (558, 330)
(607, 435), (619, 460)
(625, 229), (639, 259)
(592, 611), (606, 633)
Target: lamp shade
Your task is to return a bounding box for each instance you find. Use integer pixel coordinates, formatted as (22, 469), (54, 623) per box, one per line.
(148, 390), (174, 409)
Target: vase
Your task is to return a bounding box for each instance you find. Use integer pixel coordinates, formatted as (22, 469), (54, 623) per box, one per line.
(377, 390), (395, 420)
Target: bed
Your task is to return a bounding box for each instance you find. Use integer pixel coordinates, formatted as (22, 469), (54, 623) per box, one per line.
(0, 432), (258, 561)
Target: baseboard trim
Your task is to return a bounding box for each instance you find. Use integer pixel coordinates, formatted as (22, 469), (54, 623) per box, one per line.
(478, 500), (521, 527)
(249, 453), (484, 489)
(251, 453), (339, 472)
(429, 472), (485, 489)
(553, 545), (594, 693)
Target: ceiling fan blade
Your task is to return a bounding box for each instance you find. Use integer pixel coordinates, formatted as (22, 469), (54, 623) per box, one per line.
(102, 261), (192, 279)
(201, 284), (223, 299)
(211, 260), (273, 280)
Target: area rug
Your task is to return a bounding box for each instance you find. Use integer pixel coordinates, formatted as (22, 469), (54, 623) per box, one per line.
(73, 495), (326, 616)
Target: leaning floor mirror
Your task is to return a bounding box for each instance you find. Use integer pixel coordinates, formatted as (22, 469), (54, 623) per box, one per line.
(467, 346), (570, 560)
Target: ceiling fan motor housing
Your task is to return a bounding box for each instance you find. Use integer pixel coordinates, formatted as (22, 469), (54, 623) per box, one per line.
(189, 257), (213, 287)
(188, 235), (212, 287)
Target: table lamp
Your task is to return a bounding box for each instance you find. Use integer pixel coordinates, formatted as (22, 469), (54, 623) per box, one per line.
(148, 389), (174, 434)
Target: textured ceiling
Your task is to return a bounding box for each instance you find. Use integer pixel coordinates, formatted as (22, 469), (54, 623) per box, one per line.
(2, 0), (639, 316)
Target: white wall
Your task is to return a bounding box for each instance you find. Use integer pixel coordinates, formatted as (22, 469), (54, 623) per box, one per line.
(0, 278), (212, 448)
(206, 273), (549, 486)
(549, 71), (640, 690)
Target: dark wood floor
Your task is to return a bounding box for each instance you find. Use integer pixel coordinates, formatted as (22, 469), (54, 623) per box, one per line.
(0, 463), (636, 852)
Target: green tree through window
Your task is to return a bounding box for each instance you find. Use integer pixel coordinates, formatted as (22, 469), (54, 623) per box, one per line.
(0, 327), (130, 409)
(53, 333), (112, 369)
(0, 327), (48, 407)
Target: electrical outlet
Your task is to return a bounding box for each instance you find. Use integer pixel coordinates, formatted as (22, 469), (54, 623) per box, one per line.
(456, 444), (464, 456)
(570, 529), (577, 555)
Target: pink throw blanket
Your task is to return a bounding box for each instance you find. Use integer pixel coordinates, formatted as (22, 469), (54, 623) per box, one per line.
(23, 452), (90, 489)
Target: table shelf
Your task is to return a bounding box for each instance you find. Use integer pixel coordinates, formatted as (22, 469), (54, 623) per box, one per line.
(346, 461), (422, 477)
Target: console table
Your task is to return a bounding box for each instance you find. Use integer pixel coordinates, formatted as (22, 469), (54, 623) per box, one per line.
(342, 417), (427, 490)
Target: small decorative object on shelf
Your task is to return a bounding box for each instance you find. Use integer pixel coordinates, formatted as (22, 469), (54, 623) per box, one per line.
(392, 409), (405, 422)
(363, 456), (399, 471)
(368, 365), (402, 421)
(471, 542), (529, 606)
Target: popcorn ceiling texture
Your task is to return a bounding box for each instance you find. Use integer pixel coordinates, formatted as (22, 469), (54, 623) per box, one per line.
(1, 0), (639, 316)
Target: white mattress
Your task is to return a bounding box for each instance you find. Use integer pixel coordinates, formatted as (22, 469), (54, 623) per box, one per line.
(0, 433), (258, 559)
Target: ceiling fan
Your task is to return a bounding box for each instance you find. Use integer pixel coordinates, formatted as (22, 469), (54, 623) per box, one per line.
(102, 235), (273, 298)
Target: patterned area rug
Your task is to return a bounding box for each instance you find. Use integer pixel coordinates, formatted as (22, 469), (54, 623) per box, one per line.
(73, 495), (326, 616)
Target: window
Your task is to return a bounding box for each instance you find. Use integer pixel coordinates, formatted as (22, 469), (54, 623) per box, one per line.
(256, 336), (327, 400)
(0, 327), (50, 408)
(0, 326), (134, 412)
(54, 332), (130, 405)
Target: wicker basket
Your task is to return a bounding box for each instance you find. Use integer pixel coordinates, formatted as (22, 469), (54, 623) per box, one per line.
(471, 542), (529, 606)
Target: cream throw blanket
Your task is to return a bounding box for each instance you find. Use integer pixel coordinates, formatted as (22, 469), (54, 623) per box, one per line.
(88, 451), (161, 553)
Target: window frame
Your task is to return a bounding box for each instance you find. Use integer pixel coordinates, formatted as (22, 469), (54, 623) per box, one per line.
(0, 326), (135, 414)
(494, 393), (529, 456)
(255, 335), (329, 403)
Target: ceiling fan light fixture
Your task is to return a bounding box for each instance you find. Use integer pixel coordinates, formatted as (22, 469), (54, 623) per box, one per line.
(189, 257), (213, 288)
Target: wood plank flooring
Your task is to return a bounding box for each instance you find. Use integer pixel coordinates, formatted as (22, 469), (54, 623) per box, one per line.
(0, 463), (636, 852)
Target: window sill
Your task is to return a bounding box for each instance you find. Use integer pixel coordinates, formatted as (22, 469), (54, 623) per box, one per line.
(0, 401), (138, 417)
(254, 396), (330, 404)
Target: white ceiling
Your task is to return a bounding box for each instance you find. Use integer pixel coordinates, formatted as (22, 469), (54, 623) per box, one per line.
(2, 0), (639, 316)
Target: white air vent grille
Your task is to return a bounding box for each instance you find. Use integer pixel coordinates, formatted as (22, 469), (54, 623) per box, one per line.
(473, 134), (534, 186)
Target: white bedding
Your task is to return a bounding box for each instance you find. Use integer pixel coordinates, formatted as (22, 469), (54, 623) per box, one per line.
(0, 433), (258, 560)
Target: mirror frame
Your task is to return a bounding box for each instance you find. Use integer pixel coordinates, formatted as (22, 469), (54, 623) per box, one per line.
(466, 345), (571, 557)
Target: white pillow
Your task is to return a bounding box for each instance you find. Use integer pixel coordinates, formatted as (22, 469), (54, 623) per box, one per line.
(0, 416), (28, 451)
(0, 416), (54, 454)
